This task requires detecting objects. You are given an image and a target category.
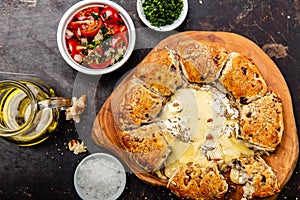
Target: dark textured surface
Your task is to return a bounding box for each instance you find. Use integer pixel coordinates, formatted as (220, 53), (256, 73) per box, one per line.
(0, 0), (299, 199)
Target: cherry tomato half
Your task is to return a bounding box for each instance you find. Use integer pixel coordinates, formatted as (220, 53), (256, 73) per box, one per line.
(118, 25), (127, 33)
(80, 19), (103, 38)
(112, 32), (128, 48)
(100, 6), (123, 25)
(69, 6), (104, 38)
(67, 39), (86, 58)
(68, 39), (81, 57)
(106, 24), (127, 35)
(88, 58), (112, 69)
(75, 7), (100, 19)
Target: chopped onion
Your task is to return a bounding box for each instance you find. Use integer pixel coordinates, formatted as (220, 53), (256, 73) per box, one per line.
(74, 54), (83, 62)
(109, 48), (115, 53)
(111, 38), (118, 46)
(77, 28), (81, 36)
(117, 48), (124, 55)
(80, 37), (88, 45)
(104, 51), (111, 57)
(77, 15), (86, 21)
(66, 29), (74, 39)
(93, 32), (103, 42)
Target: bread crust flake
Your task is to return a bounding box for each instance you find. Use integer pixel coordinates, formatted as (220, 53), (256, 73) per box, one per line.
(135, 49), (183, 96)
(117, 80), (164, 130)
(177, 40), (228, 83)
(230, 155), (280, 199)
(239, 92), (284, 151)
(121, 123), (171, 172)
(168, 162), (228, 200)
(219, 52), (268, 103)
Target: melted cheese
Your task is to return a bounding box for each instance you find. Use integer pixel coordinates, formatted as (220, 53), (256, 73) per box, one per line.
(219, 136), (254, 164)
(160, 86), (254, 179)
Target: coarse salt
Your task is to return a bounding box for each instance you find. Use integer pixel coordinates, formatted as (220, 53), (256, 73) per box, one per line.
(75, 155), (125, 200)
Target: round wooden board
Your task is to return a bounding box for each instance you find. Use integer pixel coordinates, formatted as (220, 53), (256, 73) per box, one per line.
(92, 31), (299, 199)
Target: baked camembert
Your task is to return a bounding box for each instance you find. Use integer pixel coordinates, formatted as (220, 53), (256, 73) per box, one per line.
(96, 39), (284, 199)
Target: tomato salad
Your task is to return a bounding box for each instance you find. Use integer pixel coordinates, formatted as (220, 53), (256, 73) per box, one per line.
(65, 5), (128, 69)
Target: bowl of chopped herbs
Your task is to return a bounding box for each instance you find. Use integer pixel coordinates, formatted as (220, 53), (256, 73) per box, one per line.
(137, 0), (188, 32)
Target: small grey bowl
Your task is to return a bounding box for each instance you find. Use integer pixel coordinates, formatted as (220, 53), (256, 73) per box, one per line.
(74, 153), (126, 200)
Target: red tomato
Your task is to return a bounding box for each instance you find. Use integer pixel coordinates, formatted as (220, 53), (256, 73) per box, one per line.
(67, 39), (81, 57)
(75, 7), (100, 19)
(67, 39), (86, 57)
(80, 19), (103, 38)
(95, 46), (103, 56)
(107, 24), (120, 35)
(69, 6), (104, 38)
(120, 32), (128, 47)
(112, 32), (128, 48)
(100, 6), (123, 25)
(89, 58), (112, 69)
(106, 24), (127, 35)
(69, 21), (81, 29)
(118, 25), (127, 33)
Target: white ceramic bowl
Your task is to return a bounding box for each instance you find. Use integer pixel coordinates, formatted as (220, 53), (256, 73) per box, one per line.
(137, 0), (188, 32)
(74, 153), (126, 200)
(57, 0), (136, 75)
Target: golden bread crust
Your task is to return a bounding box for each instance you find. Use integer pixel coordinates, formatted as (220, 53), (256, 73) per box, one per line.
(121, 123), (171, 172)
(177, 40), (228, 83)
(219, 52), (268, 103)
(117, 80), (164, 130)
(135, 49), (183, 96)
(230, 155), (280, 198)
(168, 162), (228, 200)
(140, 48), (173, 66)
(239, 92), (284, 151)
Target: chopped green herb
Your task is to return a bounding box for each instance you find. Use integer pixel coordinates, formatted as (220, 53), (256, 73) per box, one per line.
(100, 26), (108, 35)
(91, 12), (100, 20)
(142, 0), (184, 27)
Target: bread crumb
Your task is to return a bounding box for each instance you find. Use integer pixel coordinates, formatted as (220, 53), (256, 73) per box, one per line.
(68, 140), (87, 155)
(262, 43), (288, 59)
(20, 0), (37, 7)
(65, 95), (87, 123)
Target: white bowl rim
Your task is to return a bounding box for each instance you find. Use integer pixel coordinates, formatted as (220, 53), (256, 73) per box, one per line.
(136, 0), (188, 32)
(57, 0), (136, 75)
(74, 153), (126, 200)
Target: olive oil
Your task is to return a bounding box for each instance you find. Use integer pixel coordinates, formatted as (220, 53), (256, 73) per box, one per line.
(0, 79), (60, 146)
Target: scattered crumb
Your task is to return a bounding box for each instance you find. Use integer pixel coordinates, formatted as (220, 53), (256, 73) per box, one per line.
(20, 0), (37, 7)
(262, 43), (288, 59)
(65, 95), (87, 123)
(68, 139), (87, 155)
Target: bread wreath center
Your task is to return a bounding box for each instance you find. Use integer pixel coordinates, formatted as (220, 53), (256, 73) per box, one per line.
(158, 85), (254, 178)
